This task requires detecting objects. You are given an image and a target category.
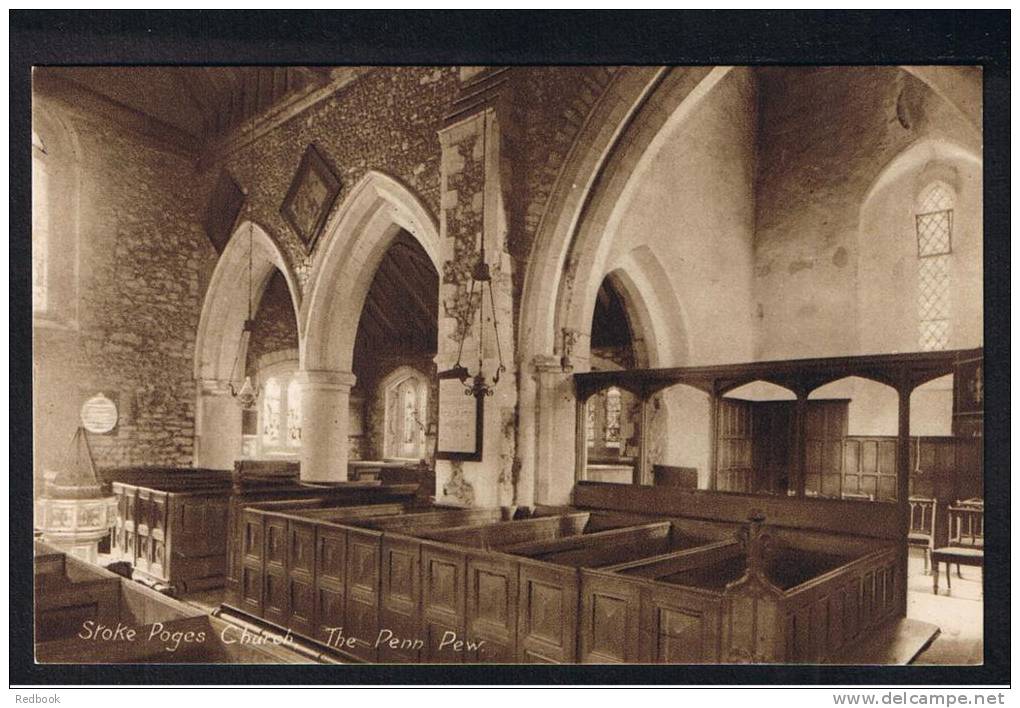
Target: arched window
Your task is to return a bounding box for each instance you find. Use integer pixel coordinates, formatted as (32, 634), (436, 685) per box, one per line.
(383, 371), (428, 460)
(32, 108), (79, 327)
(915, 181), (955, 351)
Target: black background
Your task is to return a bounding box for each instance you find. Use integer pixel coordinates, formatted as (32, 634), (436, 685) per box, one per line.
(10, 10), (1010, 687)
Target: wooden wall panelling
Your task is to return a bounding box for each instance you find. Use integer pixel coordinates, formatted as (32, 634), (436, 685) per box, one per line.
(148, 490), (169, 582)
(314, 524), (346, 647)
(465, 551), (519, 662)
(378, 534), (423, 662)
(779, 548), (899, 662)
(578, 570), (642, 663)
(516, 559), (579, 663)
(344, 527), (383, 661)
(420, 541), (467, 663)
(135, 487), (151, 575)
(35, 577), (123, 642)
(262, 513), (289, 627)
(286, 518), (317, 637)
(239, 508), (265, 618)
(639, 584), (724, 663)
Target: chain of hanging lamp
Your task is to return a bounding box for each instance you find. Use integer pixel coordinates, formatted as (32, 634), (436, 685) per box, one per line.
(227, 76), (261, 410)
(451, 111), (506, 398)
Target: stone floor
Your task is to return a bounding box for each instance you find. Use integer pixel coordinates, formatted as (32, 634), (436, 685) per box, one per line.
(906, 548), (983, 665)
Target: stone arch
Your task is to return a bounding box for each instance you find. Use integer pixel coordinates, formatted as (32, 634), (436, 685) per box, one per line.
(599, 246), (690, 369)
(301, 170), (441, 373)
(193, 220), (300, 469)
(296, 170), (440, 482)
(194, 221), (301, 383)
(517, 66), (668, 360)
(518, 66), (736, 507)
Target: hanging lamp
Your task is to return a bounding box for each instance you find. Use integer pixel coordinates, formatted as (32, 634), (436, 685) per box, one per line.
(228, 77), (261, 410)
(450, 112), (506, 399)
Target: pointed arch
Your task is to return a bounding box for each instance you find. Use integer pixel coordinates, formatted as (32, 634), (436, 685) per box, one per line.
(194, 221), (301, 383)
(300, 170), (441, 372)
(600, 246), (690, 369)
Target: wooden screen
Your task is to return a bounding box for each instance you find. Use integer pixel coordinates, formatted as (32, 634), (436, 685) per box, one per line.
(717, 399), (753, 492)
(804, 401), (849, 497)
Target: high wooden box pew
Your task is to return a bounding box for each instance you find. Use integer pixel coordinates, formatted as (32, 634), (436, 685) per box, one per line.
(570, 482), (924, 664)
(105, 460), (422, 596)
(577, 534), (899, 663)
(222, 480), (422, 602)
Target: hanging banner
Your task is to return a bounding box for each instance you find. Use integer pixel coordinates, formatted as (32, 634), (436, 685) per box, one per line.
(80, 393), (118, 434)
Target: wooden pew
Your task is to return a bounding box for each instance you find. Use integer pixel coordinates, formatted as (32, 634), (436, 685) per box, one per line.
(420, 513), (592, 549)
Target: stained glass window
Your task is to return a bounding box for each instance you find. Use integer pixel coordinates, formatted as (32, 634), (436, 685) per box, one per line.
(286, 378), (302, 447)
(262, 377), (281, 445)
(605, 387), (622, 449)
(915, 182), (954, 351)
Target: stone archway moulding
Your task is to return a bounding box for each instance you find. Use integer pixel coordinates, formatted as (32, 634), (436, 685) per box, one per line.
(296, 170), (440, 482)
(194, 220), (301, 385)
(300, 170), (441, 374)
(193, 220), (301, 469)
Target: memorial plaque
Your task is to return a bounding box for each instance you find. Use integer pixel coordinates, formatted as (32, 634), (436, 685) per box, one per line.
(80, 393), (118, 434)
(436, 370), (483, 461)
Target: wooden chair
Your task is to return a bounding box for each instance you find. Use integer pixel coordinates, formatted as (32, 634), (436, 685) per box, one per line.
(931, 501), (984, 595)
(907, 496), (936, 574)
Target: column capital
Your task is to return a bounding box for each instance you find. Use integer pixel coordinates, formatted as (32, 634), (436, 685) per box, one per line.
(532, 354), (569, 377)
(197, 379), (234, 397)
(297, 369), (357, 390)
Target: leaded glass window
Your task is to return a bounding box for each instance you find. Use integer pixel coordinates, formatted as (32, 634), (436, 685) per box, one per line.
(915, 182), (954, 351)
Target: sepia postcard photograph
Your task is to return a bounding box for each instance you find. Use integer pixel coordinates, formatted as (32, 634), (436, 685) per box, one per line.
(9, 9), (1009, 693)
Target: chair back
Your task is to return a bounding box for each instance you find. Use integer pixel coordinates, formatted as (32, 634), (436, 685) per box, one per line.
(948, 503), (984, 548)
(908, 496), (936, 536)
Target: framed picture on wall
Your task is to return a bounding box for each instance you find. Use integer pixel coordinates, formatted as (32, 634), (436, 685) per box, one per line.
(435, 369), (483, 461)
(280, 144), (341, 253)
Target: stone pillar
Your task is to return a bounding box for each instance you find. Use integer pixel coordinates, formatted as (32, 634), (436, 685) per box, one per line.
(194, 380), (243, 470)
(435, 74), (519, 509)
(531, 356), (582, 506)
(299, 370), (356, 483)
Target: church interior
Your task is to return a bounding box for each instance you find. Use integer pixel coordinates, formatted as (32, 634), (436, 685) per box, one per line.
(31, 65), (984, 666)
